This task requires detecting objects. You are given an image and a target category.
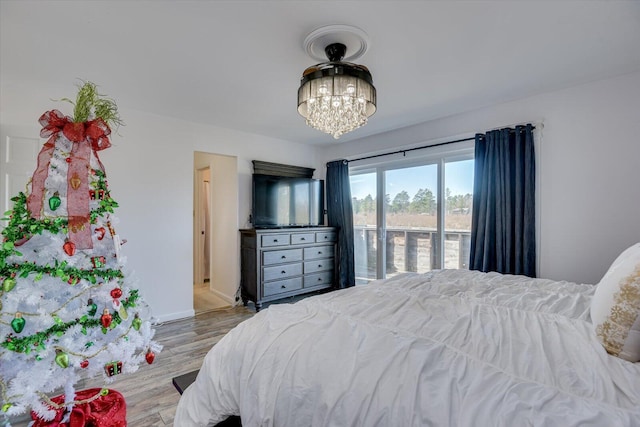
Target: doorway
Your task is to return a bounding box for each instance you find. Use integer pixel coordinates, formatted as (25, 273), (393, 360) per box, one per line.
(193, 152), (240, 313)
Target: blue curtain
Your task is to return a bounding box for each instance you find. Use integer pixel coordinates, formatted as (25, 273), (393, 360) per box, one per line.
(469, 124), (536, 277)
(326, 160), (355, 288)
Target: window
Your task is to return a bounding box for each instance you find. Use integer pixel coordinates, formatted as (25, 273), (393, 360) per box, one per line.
(349, 142), (474, 284)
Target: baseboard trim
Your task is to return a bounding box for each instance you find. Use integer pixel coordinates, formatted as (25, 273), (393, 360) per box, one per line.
(209, 287), (235, 305)
(155, 309), (195, 323)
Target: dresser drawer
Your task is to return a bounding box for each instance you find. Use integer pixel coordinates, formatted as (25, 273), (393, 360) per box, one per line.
(263, 248), (303, 265)
(304, 271), (333, 287)
(264, 277), (303, 297)
(261, 234), (290, 247)
(304, 245), (335, 260)
(263, 262), (303, 281)
(304, 258), (333, 274)
(291, 233), (315, 245)
(316, 231), (337, 243)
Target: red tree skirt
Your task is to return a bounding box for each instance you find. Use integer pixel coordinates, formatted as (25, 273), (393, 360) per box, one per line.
(31, 388), (126, 427)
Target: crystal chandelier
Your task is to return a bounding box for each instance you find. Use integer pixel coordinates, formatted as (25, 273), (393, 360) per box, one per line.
(298, 36), (376, 139)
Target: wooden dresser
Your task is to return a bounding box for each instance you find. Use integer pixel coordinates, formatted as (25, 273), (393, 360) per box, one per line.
(240, 227), (337, 311)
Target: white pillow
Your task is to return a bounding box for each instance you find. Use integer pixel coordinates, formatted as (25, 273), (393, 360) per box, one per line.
(591, 242), (640, 362)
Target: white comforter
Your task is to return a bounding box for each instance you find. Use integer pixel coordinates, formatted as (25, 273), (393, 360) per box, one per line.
(175, 270), (640, 426)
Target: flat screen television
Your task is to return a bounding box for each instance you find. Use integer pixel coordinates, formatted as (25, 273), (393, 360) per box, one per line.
(252, 174), (324, 228)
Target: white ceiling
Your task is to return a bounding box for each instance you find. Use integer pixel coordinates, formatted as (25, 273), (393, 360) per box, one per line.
(2, 1), (640, 145)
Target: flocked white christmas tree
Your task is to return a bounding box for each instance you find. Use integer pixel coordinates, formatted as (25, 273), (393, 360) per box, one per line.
(0, 82), (160, 423)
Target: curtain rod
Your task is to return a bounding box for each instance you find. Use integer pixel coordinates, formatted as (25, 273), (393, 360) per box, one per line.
(346, 125), (535, 164)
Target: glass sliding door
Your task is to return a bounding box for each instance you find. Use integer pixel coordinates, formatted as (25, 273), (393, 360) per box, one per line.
(444, 159), (474, 269)
(349, 145), (474, 283)
(385, 164), (438, 278)
(350, 172), (378, 285)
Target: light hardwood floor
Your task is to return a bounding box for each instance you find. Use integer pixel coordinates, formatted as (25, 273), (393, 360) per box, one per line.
(8, 306), (256, 426)
(194, 282), (233, 314)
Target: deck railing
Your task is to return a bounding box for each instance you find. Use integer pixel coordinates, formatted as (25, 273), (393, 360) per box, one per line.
(353, 225), (471, 283)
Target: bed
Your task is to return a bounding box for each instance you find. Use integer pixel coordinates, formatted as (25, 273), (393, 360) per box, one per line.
(175, 246), (640, 426)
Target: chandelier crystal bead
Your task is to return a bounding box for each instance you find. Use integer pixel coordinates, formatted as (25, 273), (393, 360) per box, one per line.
(298, 43), (376, 139)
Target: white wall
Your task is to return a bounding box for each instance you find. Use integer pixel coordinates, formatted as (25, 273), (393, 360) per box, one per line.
(3, 71), (638, 321)
(0, 83), (322, 322)
(322, 71), (640, 285)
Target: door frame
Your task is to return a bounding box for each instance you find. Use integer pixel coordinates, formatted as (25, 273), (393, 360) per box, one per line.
(192, 151), (239, 306)
(0, 127), (41, 229)
(193, 167), (209, 286)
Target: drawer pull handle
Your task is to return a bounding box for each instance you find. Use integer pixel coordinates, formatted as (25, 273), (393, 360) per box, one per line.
(281, 255), (286, 259)
(301, 237), (306, 241)
(273, 239), (278, 242)
(324, 236), (328, 239)
(317, 277), (322, 281)
(317, 251), (322, 255)
(281, 270), (286, 274)
(318, 264), (322, 268)
(281, 285), (286, 289)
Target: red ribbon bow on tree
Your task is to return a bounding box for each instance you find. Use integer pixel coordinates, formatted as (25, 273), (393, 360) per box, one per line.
(38, 109), (111, 155)
(27, 110), (112, 250)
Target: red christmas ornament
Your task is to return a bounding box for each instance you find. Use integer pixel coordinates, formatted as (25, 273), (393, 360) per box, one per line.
(63, 240), (76, 256)
(145, 350), (155, 365)
(89, 189), (106, 200)
(110, 288), (123, 299)
(100, 309), (112, 328)
(104, 361), (123, 377)
(95, 227), (106, 240)
(80, 360), (89, 369)
(65, 157), (72, 163)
